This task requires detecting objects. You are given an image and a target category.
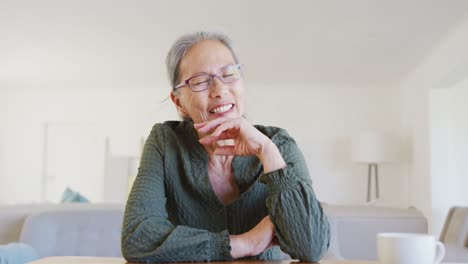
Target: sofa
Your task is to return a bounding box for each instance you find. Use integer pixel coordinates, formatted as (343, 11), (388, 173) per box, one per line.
(0, 203), (428, 261)
(0, 204), (123, 259)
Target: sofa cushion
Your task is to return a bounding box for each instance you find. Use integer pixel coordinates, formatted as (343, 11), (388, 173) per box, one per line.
(0, 243), (39, 264)
(0, 204), (61, 245)
(60, 187), (90, 203)
(0, 204), (123, 245)
(19, 208), (123, 258)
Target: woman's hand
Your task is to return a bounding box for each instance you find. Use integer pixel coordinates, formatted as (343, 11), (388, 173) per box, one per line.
(195, 117), (269, 156)
(230, 216), (278, 259)
(194, 117), (286, 173)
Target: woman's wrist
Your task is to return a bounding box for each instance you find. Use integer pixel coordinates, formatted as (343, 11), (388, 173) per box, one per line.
(229, 234), (251, 259)
(230, 216), (277, 259)
(257, 140), (286, 173)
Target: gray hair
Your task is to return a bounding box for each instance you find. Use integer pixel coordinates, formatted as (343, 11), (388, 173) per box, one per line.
(165, 31), (240, 90)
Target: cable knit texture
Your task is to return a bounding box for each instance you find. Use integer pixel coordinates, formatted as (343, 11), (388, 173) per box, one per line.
(121, 121), (330, 262)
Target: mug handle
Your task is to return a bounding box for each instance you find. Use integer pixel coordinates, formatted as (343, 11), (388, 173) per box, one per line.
(434, 241), (445, 264)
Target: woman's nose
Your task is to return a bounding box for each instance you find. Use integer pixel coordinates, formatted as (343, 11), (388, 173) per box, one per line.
(209, 77), (227, 98)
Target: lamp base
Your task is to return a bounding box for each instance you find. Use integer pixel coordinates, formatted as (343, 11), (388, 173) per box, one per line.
(364, 197), (383, 206)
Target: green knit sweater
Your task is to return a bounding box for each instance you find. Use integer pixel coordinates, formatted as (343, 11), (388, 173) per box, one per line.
(121, 121), (330, 262)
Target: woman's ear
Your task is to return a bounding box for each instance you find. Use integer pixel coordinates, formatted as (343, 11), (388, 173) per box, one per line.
(170, 91), (180, 107)
(170, 91), (188, 117)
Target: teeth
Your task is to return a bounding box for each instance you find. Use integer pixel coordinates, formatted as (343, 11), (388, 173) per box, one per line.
(211, 104), (233, 114)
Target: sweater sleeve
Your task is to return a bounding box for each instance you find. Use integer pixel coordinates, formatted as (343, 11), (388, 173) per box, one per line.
(121, 124), (232, 263)
(260, 129), (330, 262)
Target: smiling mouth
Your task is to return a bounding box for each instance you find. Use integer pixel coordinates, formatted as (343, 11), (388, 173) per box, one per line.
(209, 104), (234, 114)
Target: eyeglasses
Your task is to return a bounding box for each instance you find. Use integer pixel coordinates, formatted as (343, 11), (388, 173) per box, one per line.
(174, 64), (243, 92)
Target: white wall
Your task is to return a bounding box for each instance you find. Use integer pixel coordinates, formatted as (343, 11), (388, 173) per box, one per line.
(6, 0), (461, 207)
(430, 89), (455, 237)
(400, 13), (468, 234)
(430, 78), (468, 237)
(1, 85), (177, 203)
(0, 81), (409, 206)
(450, 81), (468, 206)
(0, 90), (6, 202)
(246, 84), (408, 206)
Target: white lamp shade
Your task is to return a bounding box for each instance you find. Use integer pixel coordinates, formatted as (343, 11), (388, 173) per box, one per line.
(351, 131), (394, 164)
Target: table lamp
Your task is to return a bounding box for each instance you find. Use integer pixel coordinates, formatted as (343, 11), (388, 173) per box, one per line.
(351, 131), (394, 203)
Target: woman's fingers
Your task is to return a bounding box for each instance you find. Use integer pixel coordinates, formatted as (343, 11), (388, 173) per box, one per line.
(196, 117), (269, 157)
(210, 119), (239, 138)
(199, 119), (239, 144)
(199, 132), (232, 144)
(214, 146), (236, 156)
(194, 117), (229, 133)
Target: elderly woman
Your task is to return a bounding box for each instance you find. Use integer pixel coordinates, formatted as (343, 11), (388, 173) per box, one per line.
(121, 31), (330, 263)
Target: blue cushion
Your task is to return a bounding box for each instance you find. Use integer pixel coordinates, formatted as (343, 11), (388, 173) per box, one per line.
(0, 243), (39, 264)
(60, 187), (90, 203)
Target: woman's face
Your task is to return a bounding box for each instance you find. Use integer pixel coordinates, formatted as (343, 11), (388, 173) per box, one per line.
(171, 40), (245, 124)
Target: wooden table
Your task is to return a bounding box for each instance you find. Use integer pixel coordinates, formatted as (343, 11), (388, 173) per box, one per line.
(26, 256), (467, 264)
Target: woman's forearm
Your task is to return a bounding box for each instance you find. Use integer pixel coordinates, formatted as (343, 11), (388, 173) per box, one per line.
(259, 139), (331, 262)
(229, 234), (249, 259)
(229, 216), (276, 259)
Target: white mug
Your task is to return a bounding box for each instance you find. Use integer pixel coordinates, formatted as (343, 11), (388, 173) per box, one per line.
(377, 233), (445, 264)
